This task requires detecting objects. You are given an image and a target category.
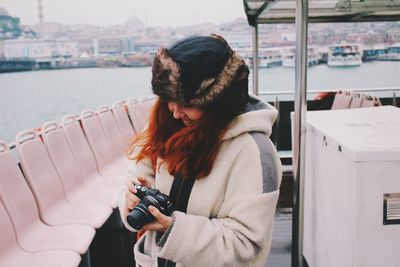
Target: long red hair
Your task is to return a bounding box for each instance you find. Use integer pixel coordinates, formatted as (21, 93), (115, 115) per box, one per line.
(128, 98), (237, 179)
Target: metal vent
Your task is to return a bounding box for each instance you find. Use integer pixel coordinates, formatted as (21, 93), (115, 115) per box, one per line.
(384, 193), (400, 225)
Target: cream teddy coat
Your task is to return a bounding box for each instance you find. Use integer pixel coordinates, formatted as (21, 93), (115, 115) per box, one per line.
(119, 96), (282, 267)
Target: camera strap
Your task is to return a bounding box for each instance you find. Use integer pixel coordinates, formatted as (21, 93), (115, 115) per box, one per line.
(158, 174), (195, 267)
(168, 174), (196, 213)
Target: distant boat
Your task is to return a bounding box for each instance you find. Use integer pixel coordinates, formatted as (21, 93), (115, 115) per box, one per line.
(242, 47), (282, 68)
(386, 43), (400, 61)
(327, 44), (362, 67)
(281, 46), (321, 67)
(258, 48), (282, 68)
(362, 44), (387, 62)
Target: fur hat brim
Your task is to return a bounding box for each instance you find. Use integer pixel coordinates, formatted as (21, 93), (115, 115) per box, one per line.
(151, 34), (249, 108)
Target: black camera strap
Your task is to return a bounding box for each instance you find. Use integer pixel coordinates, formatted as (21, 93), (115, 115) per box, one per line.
(168, 174), (196, 212)
(158, 174), (195, 267)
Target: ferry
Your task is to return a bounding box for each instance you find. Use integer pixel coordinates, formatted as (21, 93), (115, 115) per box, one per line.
(243, 48), (282, 68)
(259, 47), (282, 67)
(1, 1), (400, 267)
(386, 43), (400, 61)
(281, 46), (320, 67)
(327, 44), (362, 67)
(362, 44), (388, 62)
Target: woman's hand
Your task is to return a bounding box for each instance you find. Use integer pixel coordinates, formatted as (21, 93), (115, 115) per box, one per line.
(121, 176), (153, 221)
(143, 206), (172, 232)
(123, 176), (171, 232)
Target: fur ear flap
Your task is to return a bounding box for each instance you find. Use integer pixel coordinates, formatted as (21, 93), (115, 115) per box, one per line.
(151, 48), (184, 103)
(189, 52), (249, 107)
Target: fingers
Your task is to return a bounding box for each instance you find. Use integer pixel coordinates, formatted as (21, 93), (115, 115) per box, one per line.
(123, 176), (149, 212)
(141, 206), (172, 232)
(124, 189), (139, 210)
(125, 176), (150, 193)
(125, 179), (136, 193)
(148, 206), (168, 224)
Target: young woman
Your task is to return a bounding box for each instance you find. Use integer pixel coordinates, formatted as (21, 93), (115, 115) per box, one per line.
(119, 34), (282, 267)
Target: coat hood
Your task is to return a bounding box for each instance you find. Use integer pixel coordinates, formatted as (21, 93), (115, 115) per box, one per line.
(222, 95), (278, 141)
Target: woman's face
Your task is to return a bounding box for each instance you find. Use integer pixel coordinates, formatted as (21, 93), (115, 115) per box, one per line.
(168, 102), (204, 126)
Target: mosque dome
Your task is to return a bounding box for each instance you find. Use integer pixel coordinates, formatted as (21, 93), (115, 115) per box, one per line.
(0, 7), (9, 16)
(125, 16), (144, 27)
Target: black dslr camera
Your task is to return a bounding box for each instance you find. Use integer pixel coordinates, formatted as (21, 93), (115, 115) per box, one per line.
(127, 185), (173, 231)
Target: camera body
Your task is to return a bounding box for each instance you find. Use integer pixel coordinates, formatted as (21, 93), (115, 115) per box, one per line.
(127, 185), (173, 231)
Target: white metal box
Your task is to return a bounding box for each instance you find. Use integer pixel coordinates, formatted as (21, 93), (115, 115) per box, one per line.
(303, 106), (400, 267)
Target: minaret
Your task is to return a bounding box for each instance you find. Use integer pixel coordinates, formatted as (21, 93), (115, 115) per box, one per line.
(38, 0), (44, 24)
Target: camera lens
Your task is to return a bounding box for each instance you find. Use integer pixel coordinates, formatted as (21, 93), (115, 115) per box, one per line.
(127, 197), (158, 230)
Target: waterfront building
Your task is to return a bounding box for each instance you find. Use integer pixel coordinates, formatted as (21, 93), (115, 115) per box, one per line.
(359, 33), (386, 45)
(97, 38), (123, 55)
(0, 7), (21, 40)
(4, 39), (53, 59)
(94, 36), (143, 55)
(281, 32), (296, 43)
(0, 6), (37, 40)
(223, 31), (252, 49)
(54, 39), (79, 58)
(76, 38), (95, 55)
(31, 22), (65, 38)
(258, 25), (292, 47)
(120, 37), (136, 54)
(133, 41), (161, 54)
(3, 38), (78, 61)
(387, 28), (400, 43)
(346, 32), (386, 45)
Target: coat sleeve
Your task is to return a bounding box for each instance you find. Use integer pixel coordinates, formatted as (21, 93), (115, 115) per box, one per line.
(118, 146), (156, 232)
(158, 134), (282, 266)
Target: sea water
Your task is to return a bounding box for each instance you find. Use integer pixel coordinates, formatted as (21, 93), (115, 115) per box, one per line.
(0, 61), (399, 143)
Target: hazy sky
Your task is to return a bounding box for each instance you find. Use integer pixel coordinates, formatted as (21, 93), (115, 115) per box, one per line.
(0, 0), (246, 27)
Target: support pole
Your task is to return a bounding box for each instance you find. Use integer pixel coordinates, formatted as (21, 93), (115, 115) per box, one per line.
(274, 96), (280, 148)
(252, 24), (259, 96)
(292, 0), (308, 267)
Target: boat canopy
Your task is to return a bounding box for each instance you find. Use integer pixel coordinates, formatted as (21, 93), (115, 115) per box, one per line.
(244, 0), (400, 25)
(243, 1), (400, 267)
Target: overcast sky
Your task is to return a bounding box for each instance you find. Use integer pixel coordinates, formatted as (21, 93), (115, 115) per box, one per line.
(0, 0), (246, 27)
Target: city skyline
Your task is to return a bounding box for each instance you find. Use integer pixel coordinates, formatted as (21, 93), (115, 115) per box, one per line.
(0, 0), (246, 27)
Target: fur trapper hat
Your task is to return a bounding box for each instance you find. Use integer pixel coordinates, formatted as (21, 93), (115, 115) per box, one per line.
(151, 34), (249, 110)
